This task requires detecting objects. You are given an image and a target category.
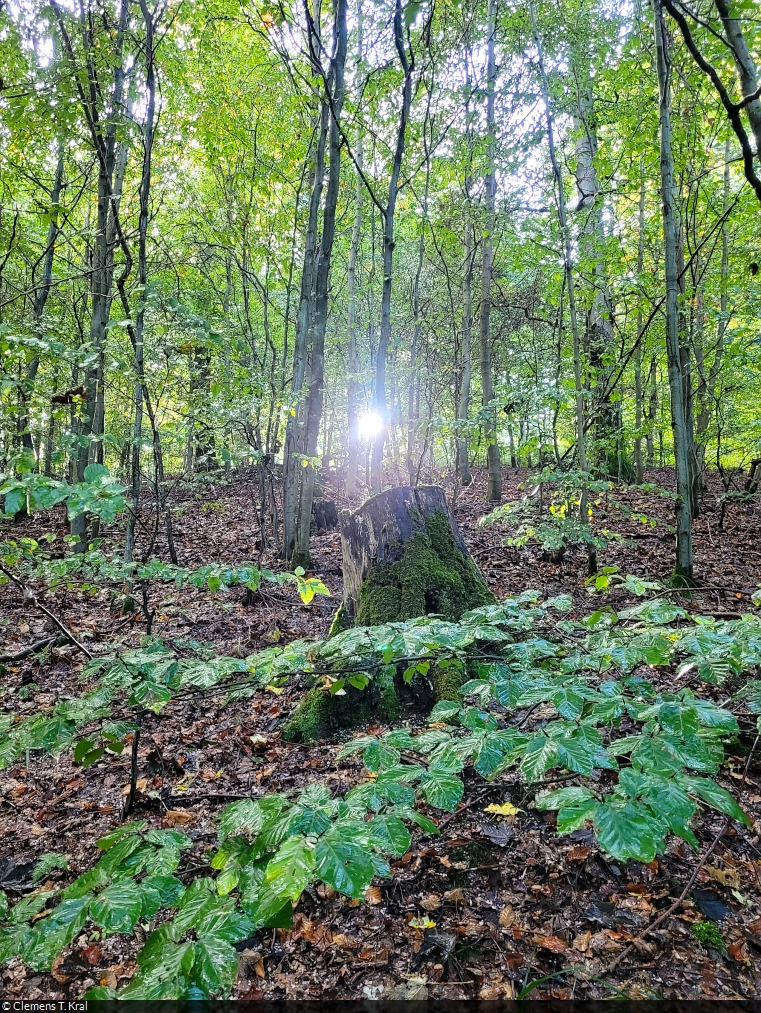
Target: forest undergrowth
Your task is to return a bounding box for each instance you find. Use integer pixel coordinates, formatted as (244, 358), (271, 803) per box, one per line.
(1, 465), (761, 1001)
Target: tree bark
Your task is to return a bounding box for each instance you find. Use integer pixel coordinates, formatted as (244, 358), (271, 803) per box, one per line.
(654, 0), (694, 580)
(479, 0), (501, 503)
(293, 0), (348, 569)
(370, 0), (414, 493)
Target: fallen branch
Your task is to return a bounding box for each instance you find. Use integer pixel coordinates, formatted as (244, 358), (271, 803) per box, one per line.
(0, 563), (92, 660)
(0, 635), (65, 663)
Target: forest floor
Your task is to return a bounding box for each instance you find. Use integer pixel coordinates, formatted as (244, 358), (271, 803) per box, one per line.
(1, 465), (760, 1000)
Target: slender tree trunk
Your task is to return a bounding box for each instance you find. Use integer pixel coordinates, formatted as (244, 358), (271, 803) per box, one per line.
(125, 0), (156, 567)
(634, 157), (645, 484)
(407, 163), (429, 485)
(346, 7), (364, 501)
(293, 0), (348, 568)
(479, 0), (501, 503)
(283, 97), (328, 559)
(456, 57), (474, 487)
(654, 0), (694, 580)
(531, 0), (595, 573)
(20, 142), (65, 458)
(370, 0), (413, 493)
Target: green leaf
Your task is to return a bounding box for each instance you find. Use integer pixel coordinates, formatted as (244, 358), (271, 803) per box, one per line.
(420, 766), (464, 811)
(593, 802), (662, 862)
(536, 786), (597, 810)
(557, 799), (598, 833)
(428, 700), (461, 723)
(314, 831), (376, 899)
(90, 880), (143, 934)
(367, 814), (412, 856)
(551, 686), (585, 720)
(139, 876), (185, 920)
(22, 895), (92, 971)
(658, 701), (700, 737)
(96, 821), (146, 850)
(193, 934), (238, 997)
(519, 736), (559, 782)
(680, 776), (750, 826)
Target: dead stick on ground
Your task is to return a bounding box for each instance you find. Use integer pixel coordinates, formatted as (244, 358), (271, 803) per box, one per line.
(609, 734), (759, 974)
(121, 722), (142, 820)
(0, 563), (92, 660)
(0, 635), (63, 663)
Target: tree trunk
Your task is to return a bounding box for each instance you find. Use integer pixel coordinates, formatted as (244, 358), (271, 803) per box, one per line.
(654, 0), (694, 581)
(282, 94), (328, 559)
(634, 157), (645, 484)
(292, 0), (348, 569)
(531, 0), (596, 574)
(283, 485), (493, 742)
(370, 0), (413, 494)
(479, 0), (502, 503)
(346, 13), (364, 502)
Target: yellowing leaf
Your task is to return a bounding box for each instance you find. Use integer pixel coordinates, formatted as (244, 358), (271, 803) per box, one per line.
(484, 802), (522, 817)
(266, 684), (284, 695)
(409, 916), (436, 929)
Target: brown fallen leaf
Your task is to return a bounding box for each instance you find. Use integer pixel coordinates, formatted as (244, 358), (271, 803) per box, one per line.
(444, 888), (464, 903)
(498, 905), (515, 928)
(100, 968), (118, 990)
(365, 885), (382, 905)
(420, 893), (441, 911)
(747, 917), (761, 937)
(572, 930), (592, 952)
(534, 934), (568, 954)
(164, 809), (194, 827)
(254, 956), (266, 979)
(729, 941), (750, 964)
(81, 943), (103, 966)
(121, 777), (148, 795)
(705, 865), (741, 889)
(503, 951), (524, 969)
(331, 932), (360, 949)
(567, 845), (590, 862)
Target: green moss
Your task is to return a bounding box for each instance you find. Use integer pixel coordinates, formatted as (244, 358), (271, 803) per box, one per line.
(328, 604), (351, 639)
(284, 510), (491, 742)
(432, 663), (465, 701)
(691, 921), (726, 954)
(356, 510), (494, 626)
(282, 668), (399, 743)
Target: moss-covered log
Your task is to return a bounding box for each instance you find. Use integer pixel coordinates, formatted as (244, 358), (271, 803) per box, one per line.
(283, 486), (494, 742)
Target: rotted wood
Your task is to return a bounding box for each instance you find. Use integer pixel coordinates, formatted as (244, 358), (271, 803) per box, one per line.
(338, 485), (479, 620)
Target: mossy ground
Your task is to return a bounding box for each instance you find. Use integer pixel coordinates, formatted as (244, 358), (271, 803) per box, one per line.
(283, 510), (493, 741)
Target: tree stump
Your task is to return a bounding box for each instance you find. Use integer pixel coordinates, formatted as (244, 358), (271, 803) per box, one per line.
(283, 486), (494, 742)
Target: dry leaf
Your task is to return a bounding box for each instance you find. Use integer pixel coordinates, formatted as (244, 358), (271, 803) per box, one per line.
(420, 893), (441, 911)
(365, 885), (382, 905)
(444, 888), (464, 903)
(498, 905), (516, 928)
(254, 956), (266, 979)
(332, 932), (360, 949)
(30, 824), (46, 836)
(572, 931), (592, 952)
(567, 845), (590, 862)
(729, 941), (750, 964)
(534, 934), (568, 954)
(705, 865), (741, 888)
(747, 917), (761, 937)
(121, 778), (147, 796)
(100, 968), (118, 989)
(164, 809), (194, 826)
(81, 943), (102, 966)
(483, 802), (522, 817)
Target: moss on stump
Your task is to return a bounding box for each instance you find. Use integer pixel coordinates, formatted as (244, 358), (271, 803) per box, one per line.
(355, 510), (494, 626)
(282, 488), (494, 742)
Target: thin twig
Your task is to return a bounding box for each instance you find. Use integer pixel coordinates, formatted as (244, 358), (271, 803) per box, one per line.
(0, 563), (92, 660)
